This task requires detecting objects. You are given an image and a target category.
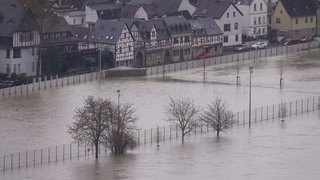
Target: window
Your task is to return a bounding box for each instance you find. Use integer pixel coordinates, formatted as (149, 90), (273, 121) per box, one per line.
(184, 48), (190, 55)
(276, 18), (280, 24)
(262, 28), (265, 34)
(13, 48), (21, 58)
(13, 64), (17, 73)
(258, 17), (261, 24)
(174, 38), (178, 44)
(305, 18), (308, 23)
(227, 12), (229, 18)
(254, 4), (257, 11)
(224, 24), (231, 31)
(128, 45), (131, 52)
(73, 19), (76, 24)
(19, 32), (33, 42)
(124, 33), (127, 38)
(254, 17), (257, 25)
(215, 45), (218, 52)
(311, 17), (313, 23)
(119, 47), (122, 53)
(235, 23), (238, 30)
(156, 53), (161, 59)
(185, 36), (190, 43)
(260, 3), (263, 11)
(235, 34), (238, 42)
(6, 49), (10, 58)
(224, 36), (228, 43)
(233, 12), (236, 17)
(173, 50), (179, 56)
(296, 18), (298, 24)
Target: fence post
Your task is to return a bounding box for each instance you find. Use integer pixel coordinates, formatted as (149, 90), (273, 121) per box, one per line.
(3, 155), (5, 172)
(301, 99), (303, 113)
(70, 143), (72, 160)
(11, 154), (13, 171)
(272, 104), (275, 119)
(33, 149), (35, 166)
(48, 147), (50, 163)
(243, 110), (245, 125)
(290, 101), (292, 116)
(144, 130), (146, 144)
(63, 144), (65, 161)
(56, 146), (58, 162)
(307, 98), (309, 112)
(151, 128), (153, 144)
(56, 74), (58, 87)
(156, 127), (159, 146)
(78, 141), (80, 158)
(296, 100), (298, 114)
(163, 126), (166, 142)
(18, 152), (20, 169)
(26, 151), (28, 168)
(237, 112), (239, 125)
(138, 130), (140, 146)
(278, 104), (280, 118)
(41, 148), (43, 165)
(170, 125), (172, 140)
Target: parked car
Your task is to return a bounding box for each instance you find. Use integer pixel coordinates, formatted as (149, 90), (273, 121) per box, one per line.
(196, 53), (213, 59)
(284, 38), (301, 45)
(251, 41), (268, 49)
(234, 44), (250, 52)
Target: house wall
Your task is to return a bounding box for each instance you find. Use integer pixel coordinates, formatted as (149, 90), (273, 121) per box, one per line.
(85, 6), (98, 29)
(249, 0), (268, 37)
(0, 48), (37, 77)
(215, 5), (243, 46)
(115, 25), (135, 66)
(61, 11), (85, 26)
(317, 9), (320, 36)
(13, 30), (40, 47)
(272, 1), (316, 38)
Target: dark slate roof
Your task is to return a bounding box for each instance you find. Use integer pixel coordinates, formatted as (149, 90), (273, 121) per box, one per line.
(167, 10), (193, 20)
(0, 4), (26, 37)
(234, 0), (253, 5)
(72, 26), (90, 41)
(0, 0), (19, 6)
(58, 0), (86, 10)
(134, 19), (170, 41)
(313, 0), (320, 7)
(87, 19), (127, 44)
(193, 0), (243, 18)
(86, 2), (119, 10)
(152, 0), (182, 17)
(189, 0), (199, 6)
(18, 9), (40, 31)
(42, 15), (74, 34)
(189, 17), (223, 36)
(281, 0), (317, 17)
(163, 15), (189, 26)
(120, 4), (158, 19)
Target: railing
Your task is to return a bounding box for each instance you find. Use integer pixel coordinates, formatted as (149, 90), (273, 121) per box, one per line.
(1, 96), (319, 172)
(147, 41), (320, 75)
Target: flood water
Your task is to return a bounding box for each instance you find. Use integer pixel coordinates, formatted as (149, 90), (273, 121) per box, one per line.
(0, 49), (320, 179)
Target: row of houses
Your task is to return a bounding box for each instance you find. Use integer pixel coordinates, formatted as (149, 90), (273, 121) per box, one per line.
(0, 0), (319, 78)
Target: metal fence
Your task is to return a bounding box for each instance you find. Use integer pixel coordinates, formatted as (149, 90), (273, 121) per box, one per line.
(0, 42), (319, 99)
(147, 41), (320, 76)
(1, 96), (319, 172)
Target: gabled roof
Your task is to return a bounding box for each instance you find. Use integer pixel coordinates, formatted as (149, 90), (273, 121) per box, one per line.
(134, 18), (170, 41)
(152, 0), (182, 17)
(88, 19), (128, 44)
(189, 17), (223, 36)
(167, 10), (193, 20)
(280, 0), (317, 18)
(86, 2), (119, 10)
(193, 0), (243, 19)
(58, 0), (86, 10)
(42, 15), (73, 34)
(0, 4), (26, 37)
(120, 4), (158, 19)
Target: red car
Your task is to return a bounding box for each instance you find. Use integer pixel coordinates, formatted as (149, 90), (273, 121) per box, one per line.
(196, 53), (213, 60)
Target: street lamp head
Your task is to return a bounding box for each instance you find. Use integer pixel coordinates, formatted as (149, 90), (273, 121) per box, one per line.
(117, 89), (120, 94)
(249, 66), (253, 74)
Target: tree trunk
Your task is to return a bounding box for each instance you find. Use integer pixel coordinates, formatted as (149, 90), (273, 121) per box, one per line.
(95, 142), (99, 159)
(217, 130), (220, 137)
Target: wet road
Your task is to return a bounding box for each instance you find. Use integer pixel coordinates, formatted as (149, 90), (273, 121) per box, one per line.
(0, 48), (320, 179)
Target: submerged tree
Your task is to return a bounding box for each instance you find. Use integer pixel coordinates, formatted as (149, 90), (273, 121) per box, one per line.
(68, 96), (113, 159)
(165, 97), (200, 143)
(201, 98), (233, 137)
(106, 104), (138, 155)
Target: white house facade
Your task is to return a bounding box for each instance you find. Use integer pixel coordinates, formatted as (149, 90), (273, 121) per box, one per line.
(235, 0), (268, 38)
(178, 0), (197, 15)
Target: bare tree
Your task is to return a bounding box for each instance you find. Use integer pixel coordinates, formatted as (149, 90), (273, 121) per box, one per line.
(166, 97), (200, 143)
(68, 96), (113, 159)
(106, 104), (138, 155)
(201, 98), (233, 137)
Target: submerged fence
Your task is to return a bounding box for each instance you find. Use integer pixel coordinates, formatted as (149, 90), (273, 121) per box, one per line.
(0, 41), (319, 99)
(1, 96), (319, 172)
(147, 41), (320, 75)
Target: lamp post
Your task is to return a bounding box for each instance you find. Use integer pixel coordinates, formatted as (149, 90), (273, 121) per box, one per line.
(99, 48), (102, 81)
(117, 89), (120, 109)
(249, 66), (253, 128)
